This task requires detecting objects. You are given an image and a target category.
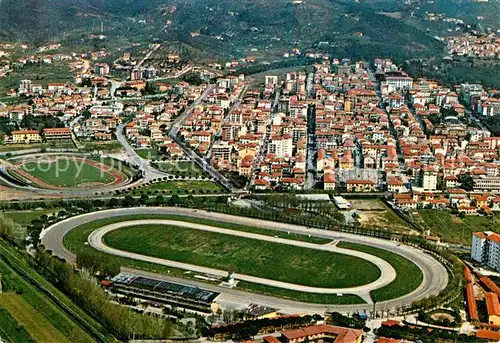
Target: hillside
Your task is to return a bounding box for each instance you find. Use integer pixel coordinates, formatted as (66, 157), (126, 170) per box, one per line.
(0, 0), (444, 61)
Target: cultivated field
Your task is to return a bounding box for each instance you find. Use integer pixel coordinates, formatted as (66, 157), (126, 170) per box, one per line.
(0, 293), (71, 343)
(103, 224), (381, 288)
(0, 254), (95, 343)
(0, 307), (33, 343)
(414, 210), (500, 245)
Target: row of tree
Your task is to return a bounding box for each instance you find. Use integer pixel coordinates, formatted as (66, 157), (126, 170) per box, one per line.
(35, 249), (173, 340)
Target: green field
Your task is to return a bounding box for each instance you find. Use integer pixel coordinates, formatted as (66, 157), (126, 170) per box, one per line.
(3, 208), (61, 228)
(21, 159), (115, 187)
(103, 224), (381, 288)
(0, 307), (34, 343)
(135, 148), (161, 160)
(0, 293), (72, 343)
(63, 214), (395, 303)
(1, 208), (61, 239)
(157, 161), (206, 177)
(130, 180), (223, 195)
(416, 210), (500, 245)
(0, 248), (96, 343)
(337, 242), (423, 302)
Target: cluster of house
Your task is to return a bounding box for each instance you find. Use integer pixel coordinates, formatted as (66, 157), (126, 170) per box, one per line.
(446, 33), (500, 58)
(177, 76), (245, 154)
(73, 103), (124, 141)
(123, 83), (208, 156)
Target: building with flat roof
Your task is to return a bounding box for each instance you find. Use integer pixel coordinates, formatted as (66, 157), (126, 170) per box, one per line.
(471, 231), (500, 271)
(106, 273), (220, 313)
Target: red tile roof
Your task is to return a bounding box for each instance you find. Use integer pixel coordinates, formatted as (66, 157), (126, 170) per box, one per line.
(466, 282), (479, 321)
(481, 277), (500, 297)
(486, 292), (500, 317)
(477, 329), (500, 341)
(280, 324), (362, 343)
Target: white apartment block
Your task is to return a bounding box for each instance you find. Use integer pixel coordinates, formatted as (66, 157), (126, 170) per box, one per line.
(269, 135), (293, 158)
(472, 232), (500, 271)
(384, 76), (413, 93)
(422, 167), (437, 191)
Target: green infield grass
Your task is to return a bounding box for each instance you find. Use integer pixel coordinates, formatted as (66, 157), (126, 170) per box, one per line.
(102, 223), (381, 288)
(337, 241), (423, 302)
(21, 159), (115, 187)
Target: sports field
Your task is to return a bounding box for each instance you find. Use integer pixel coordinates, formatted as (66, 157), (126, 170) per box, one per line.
(102, 224), (381, 288)
(0, 293), (71, 343)
(337, 241), (423, 302)
(21, 159), (114, 187)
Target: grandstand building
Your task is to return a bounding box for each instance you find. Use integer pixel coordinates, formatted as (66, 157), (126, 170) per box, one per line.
(105, 273), (220, 313)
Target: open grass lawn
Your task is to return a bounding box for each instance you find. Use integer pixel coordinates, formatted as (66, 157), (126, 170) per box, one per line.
(130, 181), (223, 195)
(157, 161), (206, 177)
(103, 224), (381, 288)
(0, 307), (34, 343)
(135, 148), (161, 160)
(337, 242), (423, 303)
(21, 159), (114, 187)
(0, 293), (71, 343)
(416, 210), (500, 245)
(2, 208), (61, 239)
(3, 208), (61, 228)
(0, 257), (95, 343)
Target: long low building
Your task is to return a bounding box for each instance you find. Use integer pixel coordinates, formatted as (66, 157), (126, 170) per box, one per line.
(263, 324), (363, 343)
(105, 273), (220, 313)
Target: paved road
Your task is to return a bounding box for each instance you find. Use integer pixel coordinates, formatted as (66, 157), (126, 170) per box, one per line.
(88, 219), (396, 303)
(41, 207), (448, 314)
(167, 85), (236, 192)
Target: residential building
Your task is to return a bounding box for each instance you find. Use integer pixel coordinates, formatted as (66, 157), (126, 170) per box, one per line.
(471, 231), (500, 271)
(346, 180), (376, 193)
(10, 130), (42, 144)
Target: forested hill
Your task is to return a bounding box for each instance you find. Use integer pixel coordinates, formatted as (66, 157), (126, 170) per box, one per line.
(0, 0), (444, 60)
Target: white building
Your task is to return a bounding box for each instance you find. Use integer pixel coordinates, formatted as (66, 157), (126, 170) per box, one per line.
(422, 166), (437, 191)
(472, 232), (500, 271)
(269, 135), (293, 158)
(384, 75), (413, 93)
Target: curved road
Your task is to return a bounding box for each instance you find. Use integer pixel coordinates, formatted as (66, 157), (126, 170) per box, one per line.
(41, 207), (448, 314)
